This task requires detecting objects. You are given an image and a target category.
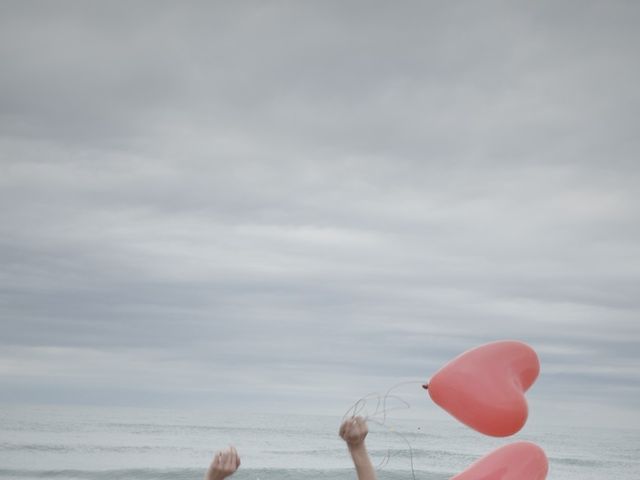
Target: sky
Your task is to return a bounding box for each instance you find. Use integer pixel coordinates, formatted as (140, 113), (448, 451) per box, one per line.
(1, 1), (639, 428)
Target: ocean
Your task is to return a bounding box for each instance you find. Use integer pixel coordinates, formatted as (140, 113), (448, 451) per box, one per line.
(0, 404), (637, 479)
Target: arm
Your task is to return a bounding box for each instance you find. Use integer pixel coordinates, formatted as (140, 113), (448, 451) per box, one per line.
(205, 446), (240, 480)
(340, 416), (376, 480)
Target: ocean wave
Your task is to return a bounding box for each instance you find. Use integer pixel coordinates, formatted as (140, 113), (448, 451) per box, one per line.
(0, 443), (196, 454)
(549, 456), (638, 468)
(0, 468), (450, 480)
(0, 443), (69, 452)
(265, 447), (476, 462)
(0, 468), (202, 480)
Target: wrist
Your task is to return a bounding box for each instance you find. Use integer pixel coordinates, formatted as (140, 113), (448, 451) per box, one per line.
(348, 442), (367, 457)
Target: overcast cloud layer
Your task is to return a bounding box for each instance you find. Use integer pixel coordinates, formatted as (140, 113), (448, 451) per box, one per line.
(1, 1), (639, 427)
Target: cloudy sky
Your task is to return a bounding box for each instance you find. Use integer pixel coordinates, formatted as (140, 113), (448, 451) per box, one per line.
(1, 1), (639, 427)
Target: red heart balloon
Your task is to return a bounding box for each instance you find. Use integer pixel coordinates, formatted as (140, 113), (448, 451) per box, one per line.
(451, 441), (548, 480)
(426, 340), (540, 436)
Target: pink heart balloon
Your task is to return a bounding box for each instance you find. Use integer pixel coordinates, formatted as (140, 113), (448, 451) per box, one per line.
(426, 340), (540, 436)
(451, 441), (548, 480)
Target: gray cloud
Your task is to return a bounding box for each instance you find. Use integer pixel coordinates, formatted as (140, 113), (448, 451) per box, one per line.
(1, 1), (639, 426)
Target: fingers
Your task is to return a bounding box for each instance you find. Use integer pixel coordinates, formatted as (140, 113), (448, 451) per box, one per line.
(212, 450), (222, 468)
(357, 417), (368, 435)
(230, 446), (240, 470)
(339, 416), (369, 449)
(211, 447), (240, 471)
(231, 446), (240, 467)
(351, 416), (365, 432)
(224, 447), (234, 471)
(340, 416), (367, 437)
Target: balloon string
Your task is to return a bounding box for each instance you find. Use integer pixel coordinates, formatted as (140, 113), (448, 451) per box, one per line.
(342, 380), (424, 480)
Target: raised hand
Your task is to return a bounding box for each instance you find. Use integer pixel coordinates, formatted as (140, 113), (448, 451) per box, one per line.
(205, 446), (241, 480)
(340, 416), (369, 449)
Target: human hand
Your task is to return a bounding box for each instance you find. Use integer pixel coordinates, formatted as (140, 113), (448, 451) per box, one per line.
(205, 446), (241, 480)
(339, 416), (369, 449)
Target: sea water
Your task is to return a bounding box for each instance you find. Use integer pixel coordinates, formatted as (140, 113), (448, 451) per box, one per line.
(0, 404), (637, 479)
